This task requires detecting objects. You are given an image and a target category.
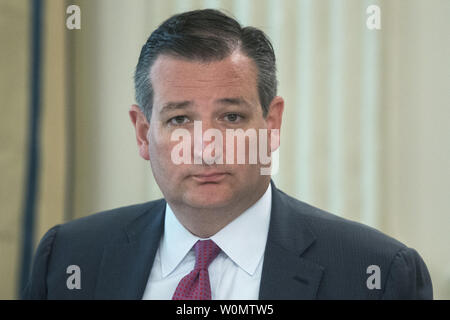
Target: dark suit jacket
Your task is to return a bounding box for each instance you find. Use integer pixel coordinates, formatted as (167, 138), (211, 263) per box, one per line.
(22, 182), (433, 299)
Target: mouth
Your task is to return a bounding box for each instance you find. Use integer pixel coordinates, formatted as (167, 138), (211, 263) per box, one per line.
(191, 171), (229, 183)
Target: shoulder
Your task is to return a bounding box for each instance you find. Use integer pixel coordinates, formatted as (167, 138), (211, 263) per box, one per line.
(23, 199), (166, 299)
(273, 188), (433, 299)
(42, 199), (165, 256)
(275, 188), (406, 254)
(60, 200), (162, 235)
(56, 199), (165, 243)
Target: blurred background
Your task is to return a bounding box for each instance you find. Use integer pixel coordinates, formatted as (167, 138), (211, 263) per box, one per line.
(1, 0), (449, 299)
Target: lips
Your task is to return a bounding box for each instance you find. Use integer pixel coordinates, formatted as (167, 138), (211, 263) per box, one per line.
(191, 171), (229, 183)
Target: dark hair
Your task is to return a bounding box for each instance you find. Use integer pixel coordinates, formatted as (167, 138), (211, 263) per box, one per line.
(134, 9), (277, 120)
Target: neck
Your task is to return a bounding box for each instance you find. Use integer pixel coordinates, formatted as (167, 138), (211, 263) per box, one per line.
(168, 181), (270, 238)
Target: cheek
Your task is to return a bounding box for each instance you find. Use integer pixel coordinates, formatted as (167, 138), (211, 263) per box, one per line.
(148, 129), (170, 162)
(148, 128), (185, 169)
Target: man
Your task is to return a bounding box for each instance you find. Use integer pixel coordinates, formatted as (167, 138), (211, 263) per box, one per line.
(22, 9), (432, 300)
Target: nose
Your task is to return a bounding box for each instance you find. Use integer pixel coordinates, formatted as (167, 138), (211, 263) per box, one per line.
(192, 120), (223, 165)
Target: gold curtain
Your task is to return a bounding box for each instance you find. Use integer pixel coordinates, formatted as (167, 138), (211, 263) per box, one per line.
(0, 0), (30, 299)
(0, 0), (68, 298)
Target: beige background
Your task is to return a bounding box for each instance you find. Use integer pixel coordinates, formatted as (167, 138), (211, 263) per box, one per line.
(1, 0), (449, 299)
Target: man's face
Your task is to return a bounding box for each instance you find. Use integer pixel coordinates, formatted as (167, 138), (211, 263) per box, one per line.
(133, 51), (283, 211)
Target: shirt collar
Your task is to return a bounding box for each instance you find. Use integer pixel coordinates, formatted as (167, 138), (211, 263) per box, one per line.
(160, 184), (272, 277)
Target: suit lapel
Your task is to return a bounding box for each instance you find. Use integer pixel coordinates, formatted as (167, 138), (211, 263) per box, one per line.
(93, 183), (324, 299)
(94, 200), (165, 299)
(259, 183), (324, 299)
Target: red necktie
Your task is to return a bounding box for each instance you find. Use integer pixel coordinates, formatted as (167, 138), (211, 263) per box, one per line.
(172, 240), (221, 300)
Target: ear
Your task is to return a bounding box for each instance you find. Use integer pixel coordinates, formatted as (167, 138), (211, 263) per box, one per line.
(129, 104), (150, 160)
(265, 96), (284, 152)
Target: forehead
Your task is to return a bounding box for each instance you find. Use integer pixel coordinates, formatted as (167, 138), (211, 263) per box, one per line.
(149, 51), (259, 106)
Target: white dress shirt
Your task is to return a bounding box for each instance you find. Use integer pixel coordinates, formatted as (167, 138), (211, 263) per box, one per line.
(142, 184), (272, 300)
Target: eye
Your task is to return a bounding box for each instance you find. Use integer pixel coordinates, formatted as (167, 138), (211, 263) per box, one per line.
(224, 113), (243, 122)
(169, 115), (190, 125)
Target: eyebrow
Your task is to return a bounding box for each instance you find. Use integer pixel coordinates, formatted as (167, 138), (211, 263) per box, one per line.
(159, 97), (251, 115)
(160, 100), (193, 115)
(215, 97), (251, 108)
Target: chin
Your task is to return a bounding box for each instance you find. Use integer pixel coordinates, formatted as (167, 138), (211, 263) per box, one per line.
(183, 184), (235, 209)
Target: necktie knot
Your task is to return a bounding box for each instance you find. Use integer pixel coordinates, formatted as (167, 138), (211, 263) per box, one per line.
(194, 240), (221, 270)
(172, 239), (221, 300)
